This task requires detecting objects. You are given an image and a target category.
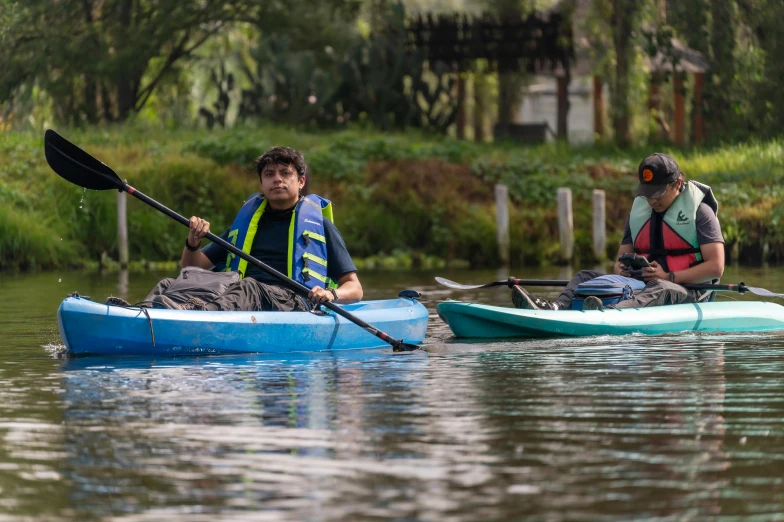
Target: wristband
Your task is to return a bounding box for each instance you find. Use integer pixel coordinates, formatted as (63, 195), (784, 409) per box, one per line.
(330, 288), (339, 301)
(185, 238), (201, 252)
(668, 271), (676, 283)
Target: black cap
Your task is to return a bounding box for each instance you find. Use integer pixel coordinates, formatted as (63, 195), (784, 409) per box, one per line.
(637, 153), (682, 198)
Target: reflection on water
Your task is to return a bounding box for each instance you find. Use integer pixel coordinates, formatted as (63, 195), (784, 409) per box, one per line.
(1, 268), (784, 520)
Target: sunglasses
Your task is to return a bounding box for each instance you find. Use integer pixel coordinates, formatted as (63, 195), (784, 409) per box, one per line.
(645, 180), (680, 201)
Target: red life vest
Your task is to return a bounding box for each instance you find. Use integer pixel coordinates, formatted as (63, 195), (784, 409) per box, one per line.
(629, 181), (718, 272)
(633, 221), (701, 271)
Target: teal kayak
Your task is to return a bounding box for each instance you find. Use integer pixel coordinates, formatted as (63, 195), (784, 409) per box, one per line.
(436, 300), (784, 339)
(58, 296), (428, 357)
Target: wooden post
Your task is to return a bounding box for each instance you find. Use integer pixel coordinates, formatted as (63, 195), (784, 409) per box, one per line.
(674, 73), (686, 147)
(118, 269), (129, 300)
(648, 73), (660, 137)
(557, 74), (570, 141)
(456, 72), (467, 140)
(474, 72), (485, 142)
(592, 189), (606, 260)
(557, 188), (574, 262)
(648, 76), (660, 113)
(117, 190), (128, 269)
(648, 73), (669, 142)
(497, 73), (511, 138)
(495, 184), (510, 267)
(593, 76), (604, 139)
(693, 72), (705, 145)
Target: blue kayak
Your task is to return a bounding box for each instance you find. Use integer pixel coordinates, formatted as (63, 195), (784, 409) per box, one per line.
(58, 296), (428, 356)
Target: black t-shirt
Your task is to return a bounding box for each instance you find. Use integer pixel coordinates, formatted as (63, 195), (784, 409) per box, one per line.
(202, 204), (357, 286)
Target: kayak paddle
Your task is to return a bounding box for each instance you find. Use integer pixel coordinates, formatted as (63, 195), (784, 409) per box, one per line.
(435, 277), (570, 290)
(680, 282), (784, 298)
(436, 276), (784, 298)
(44, 129), (420, 352)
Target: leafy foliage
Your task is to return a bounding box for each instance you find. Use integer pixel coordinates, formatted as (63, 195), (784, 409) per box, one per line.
(176, 3), (461, 132)
(0, 0), (360, 125)
(3, 125), (783, 270)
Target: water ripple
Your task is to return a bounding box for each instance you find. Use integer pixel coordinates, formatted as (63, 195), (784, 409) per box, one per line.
(2, 270), (784, 520)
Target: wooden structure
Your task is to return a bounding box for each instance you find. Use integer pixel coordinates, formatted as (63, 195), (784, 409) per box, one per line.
(593, 38), (709, 146)
(407, 13), (574, 141)
(407, 13), (573, 73)
(646, 39), (709, 147)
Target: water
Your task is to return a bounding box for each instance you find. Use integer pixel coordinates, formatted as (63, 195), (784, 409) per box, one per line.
(2, 267), (784, 520)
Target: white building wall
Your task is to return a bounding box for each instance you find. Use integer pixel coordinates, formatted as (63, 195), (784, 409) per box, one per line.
(518, 75), (601, 145)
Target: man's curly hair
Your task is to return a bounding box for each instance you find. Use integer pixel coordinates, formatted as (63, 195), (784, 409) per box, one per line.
(254, 147), (307, 179)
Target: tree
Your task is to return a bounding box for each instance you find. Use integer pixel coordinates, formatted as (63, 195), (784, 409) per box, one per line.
(734, 0), (784, 138)
(0, 0), (360, 124)
(666, 0), (784, 141)
(610, 0), (644, 147)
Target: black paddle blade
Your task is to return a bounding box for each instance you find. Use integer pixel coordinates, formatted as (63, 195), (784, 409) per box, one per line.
(392, 342), (420, 353)
(44, 129), (123, 191)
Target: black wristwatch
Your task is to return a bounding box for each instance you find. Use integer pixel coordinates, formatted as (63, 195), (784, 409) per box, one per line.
(185, 237), (201, 252)
(330, 288), (339, 301)
(668, 271), (676, 283)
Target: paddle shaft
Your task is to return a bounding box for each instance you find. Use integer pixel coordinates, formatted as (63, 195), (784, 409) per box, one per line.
(510, 278), (749, 294)
(511, 277), (750, 294)
(123, 183), (409, 349)
(509, 278), (570, 287)
(442, 276), (765, 296)
(682, 283), (749, 294)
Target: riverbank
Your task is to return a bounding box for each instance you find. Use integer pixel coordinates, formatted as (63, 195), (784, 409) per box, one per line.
(1, 124), (782, 270)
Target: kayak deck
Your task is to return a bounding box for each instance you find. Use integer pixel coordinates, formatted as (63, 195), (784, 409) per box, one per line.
(58, 296), (428, 356)
(437, 300), (784, 339)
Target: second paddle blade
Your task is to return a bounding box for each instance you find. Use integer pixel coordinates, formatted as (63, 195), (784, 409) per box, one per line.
(746, 286), (784, 298)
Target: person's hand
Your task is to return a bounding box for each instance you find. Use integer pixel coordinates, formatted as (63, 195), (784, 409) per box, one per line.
(308, 286), (335, 306)
(615, 259), (631, 277)
(187, 216), (210, 249)
(642, 260), (668, 282)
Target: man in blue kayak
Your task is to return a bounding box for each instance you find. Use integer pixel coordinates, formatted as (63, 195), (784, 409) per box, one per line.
(108, 146), (362, 311)
(512, 153), (724, 311)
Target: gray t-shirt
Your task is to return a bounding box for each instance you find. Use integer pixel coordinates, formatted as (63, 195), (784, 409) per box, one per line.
(621, 202), (724, 246)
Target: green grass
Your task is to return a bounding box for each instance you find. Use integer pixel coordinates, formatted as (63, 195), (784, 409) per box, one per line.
(1, 123), (783, 270)
(0, 204), (82, 270)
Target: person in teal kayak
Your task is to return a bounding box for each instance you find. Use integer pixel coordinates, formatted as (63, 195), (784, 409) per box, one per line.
(512, 152), (724, 311)
(107, 146), (362, 311)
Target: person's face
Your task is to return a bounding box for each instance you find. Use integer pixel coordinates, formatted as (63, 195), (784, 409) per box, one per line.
(259, 163), (305, 208)
(646, 178), (683, 213)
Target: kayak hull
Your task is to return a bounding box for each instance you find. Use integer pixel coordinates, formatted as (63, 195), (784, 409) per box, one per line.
(437, 300), (784, 339)
(58, 296), (428, 356)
